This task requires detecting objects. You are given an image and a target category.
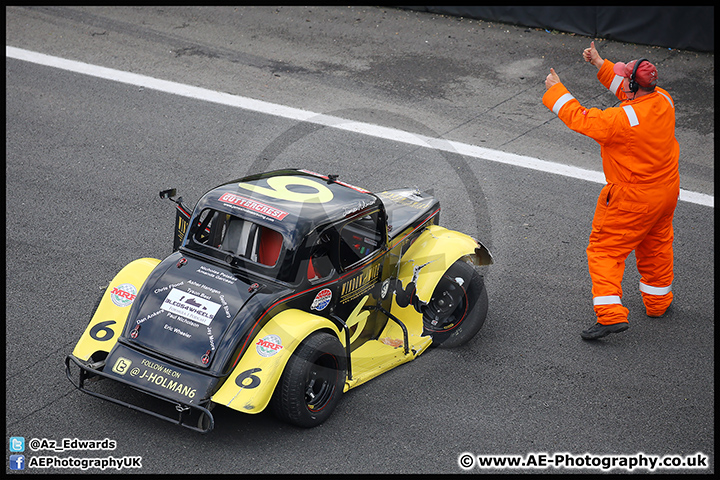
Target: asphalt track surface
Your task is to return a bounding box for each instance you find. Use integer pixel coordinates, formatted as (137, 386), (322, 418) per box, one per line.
(6, 6), (714, 474)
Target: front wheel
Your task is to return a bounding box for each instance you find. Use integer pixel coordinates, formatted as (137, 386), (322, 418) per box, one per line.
(423, 260), (488, 348)
(271, 332), (347, 428)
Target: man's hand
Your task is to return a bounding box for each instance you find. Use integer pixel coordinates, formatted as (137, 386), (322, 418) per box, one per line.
(545, 68), (560, 90)
(583, 41), (604, 69)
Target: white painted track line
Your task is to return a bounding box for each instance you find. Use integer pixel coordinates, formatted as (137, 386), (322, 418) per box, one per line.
(7, 46), (713, 207)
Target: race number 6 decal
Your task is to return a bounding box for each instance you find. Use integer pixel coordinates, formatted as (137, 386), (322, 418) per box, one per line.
(89, 320), (117, 341)
(237, 176), (334, 204)
(235, 368), (262, 389)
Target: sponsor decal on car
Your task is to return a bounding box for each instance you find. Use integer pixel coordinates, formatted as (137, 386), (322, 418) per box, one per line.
(311, 288), (333, 311)
(378, 190), (433, 209)
(256, 335), (284, 357)
(381, 278), (390, 299)
(111, 283), (137, 307)
(218, 193), (289, 221)
(161, 289), (221, 326)
(341, 264), (380, 304)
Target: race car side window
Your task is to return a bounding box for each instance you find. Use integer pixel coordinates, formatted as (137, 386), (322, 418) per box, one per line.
(307, 232), (334, 282)
(338, 210), (383, 271)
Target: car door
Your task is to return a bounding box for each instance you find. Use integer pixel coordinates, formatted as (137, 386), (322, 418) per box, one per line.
(330, 209), (388, 349)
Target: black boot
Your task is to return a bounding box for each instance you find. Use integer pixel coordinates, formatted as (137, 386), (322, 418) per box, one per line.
(581, 322), (628, 340)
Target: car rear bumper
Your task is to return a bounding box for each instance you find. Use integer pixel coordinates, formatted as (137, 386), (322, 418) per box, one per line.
(65, 355), (215, 433)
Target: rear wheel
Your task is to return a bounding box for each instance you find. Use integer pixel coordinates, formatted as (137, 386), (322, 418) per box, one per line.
(271, 332), (346, 428)
(423, 260), (488, 348)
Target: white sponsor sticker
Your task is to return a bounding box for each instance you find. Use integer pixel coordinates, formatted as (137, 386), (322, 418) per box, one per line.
(111, 283), (137, 307)
(256, 335), (284, 357)
(161, 289), (221, 326)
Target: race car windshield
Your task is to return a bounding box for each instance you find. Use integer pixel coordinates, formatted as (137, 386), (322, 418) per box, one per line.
(187, 209), (283, 268)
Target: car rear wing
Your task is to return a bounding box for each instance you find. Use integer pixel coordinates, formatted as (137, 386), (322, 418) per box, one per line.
(160, 189), (192, 251)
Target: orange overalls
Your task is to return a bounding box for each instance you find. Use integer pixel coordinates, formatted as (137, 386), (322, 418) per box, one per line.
(543, 60), (680, 325)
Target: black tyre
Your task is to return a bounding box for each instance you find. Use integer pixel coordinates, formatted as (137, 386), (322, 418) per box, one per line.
(271, 332), (347, 428)
(423, 260), (488, 348)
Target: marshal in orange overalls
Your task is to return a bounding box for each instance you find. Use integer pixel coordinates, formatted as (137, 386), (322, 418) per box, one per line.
(543, 60), (680, 325)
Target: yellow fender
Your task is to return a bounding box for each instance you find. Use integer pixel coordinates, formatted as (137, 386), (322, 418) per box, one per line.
(212, 309), (342, 414)
(387, 225), (488, 337)
(72, 258), (161, 361)
(395, 225), (489, 305)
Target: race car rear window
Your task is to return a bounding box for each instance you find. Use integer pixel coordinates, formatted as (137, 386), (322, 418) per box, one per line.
(189, 209), (282, 267)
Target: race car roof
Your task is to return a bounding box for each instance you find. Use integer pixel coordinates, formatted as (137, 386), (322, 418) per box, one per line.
(194, 169), (382, 245)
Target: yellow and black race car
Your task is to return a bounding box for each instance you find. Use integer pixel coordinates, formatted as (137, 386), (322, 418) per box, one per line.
(65, 169), (493, 432)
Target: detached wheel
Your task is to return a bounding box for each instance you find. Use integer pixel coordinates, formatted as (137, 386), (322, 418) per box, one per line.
(271, 332), (346, 428)
(423, 260), (488, 348)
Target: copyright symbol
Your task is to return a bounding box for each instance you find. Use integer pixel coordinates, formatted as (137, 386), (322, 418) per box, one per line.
(29, 438), (41, 451)
(458, 452), (475, 470)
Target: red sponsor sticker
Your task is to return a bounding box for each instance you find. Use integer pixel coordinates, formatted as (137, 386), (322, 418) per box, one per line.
(111, 283), (137, 307)
(219, 193), (289, 221)
(311, 288), (332, 311)
(256, 335), (284, 357)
